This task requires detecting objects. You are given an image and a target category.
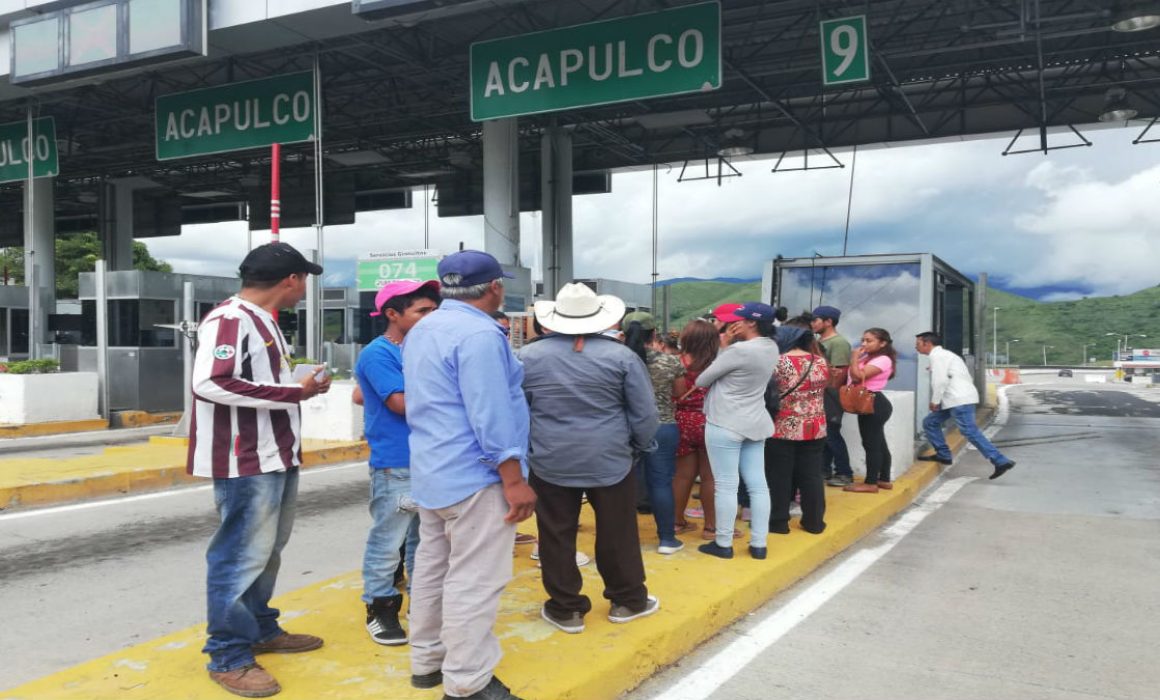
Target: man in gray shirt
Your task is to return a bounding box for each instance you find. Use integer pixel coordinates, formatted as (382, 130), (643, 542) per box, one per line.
(522, 283), (660, 635)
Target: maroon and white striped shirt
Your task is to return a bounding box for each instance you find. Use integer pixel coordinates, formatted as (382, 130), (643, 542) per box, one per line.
(186, 296), (304, 479)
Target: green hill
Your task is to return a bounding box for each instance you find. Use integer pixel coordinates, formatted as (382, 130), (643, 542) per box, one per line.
(662, 280), (1160, 366)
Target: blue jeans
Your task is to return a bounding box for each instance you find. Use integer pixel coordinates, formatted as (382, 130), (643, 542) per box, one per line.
(924, 404), (1009, 466)
(362, 468), (421, 603)
(705, 423), (770, 548)
(641, 423), (679, 544)
(823, 389), (852, 477)
(204, 469), (298, 673)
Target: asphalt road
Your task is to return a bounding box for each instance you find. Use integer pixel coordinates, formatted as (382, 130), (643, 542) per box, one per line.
(0, 462), (372, 690)
(631, 380), (1160, 700)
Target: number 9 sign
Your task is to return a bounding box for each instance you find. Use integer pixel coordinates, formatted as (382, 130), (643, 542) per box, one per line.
(820, 15), (870, 86)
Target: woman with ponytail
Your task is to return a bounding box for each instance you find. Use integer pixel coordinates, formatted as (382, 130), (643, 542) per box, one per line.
(845, 328), (897, 493)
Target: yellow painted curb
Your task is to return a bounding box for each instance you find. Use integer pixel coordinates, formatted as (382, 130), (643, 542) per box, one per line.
(0, 440), (369, 510)
(0, 418), (108, 438)
(0, 456), (945, 700)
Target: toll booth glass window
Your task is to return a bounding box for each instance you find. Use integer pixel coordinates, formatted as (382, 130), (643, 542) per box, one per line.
(14, 19), (61, 77)
(778, 263), (922, 391)
(129, 0), (183, 53)
(0, 308), (8, 356)
(107, 299), (176, 347)
(10, 309), (29, 355)
(323, 309), (345, 343)
(68, 5), (118, 66)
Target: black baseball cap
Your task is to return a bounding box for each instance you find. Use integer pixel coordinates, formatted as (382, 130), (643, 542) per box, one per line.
(239, 242), (324, 281)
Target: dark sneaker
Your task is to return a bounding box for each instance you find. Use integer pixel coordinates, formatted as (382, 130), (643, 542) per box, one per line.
(748, 546), (767, 560)
(989, 461), (1016, 480)
(608, 595), (660, 624)
(252, 632), (323, 655)
(698, 542), (734, 559)
(541, 605), (585, 634)
(366, 595), (406, 646)
(918, 454), (953, 465)
(412, 670), (443, 689)
(443, 675), (523, 700)
(209, 663), (280, 698)
(825, 474), (854, 487)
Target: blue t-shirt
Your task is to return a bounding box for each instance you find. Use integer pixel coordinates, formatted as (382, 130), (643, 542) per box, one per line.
(355, 336), (410, 469)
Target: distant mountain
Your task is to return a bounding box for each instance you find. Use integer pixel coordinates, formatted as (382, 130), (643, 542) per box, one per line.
(656, 276), (761, 286)
(662, 278), (1160, 366)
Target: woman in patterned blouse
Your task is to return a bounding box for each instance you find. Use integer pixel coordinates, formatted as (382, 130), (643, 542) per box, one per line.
(765, 320), (831, 535)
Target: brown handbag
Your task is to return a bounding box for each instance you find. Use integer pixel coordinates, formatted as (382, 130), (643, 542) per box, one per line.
(838, 383), (876, 414)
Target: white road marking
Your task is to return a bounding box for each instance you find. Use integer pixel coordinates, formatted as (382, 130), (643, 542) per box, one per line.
(649, 476), (977, 700)
(0, 461), (366, 522)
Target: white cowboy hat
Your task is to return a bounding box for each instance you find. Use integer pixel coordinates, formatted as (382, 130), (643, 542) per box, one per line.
(533, 282), (626, 336)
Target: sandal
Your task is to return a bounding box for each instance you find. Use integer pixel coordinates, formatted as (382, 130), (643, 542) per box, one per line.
(675, 522), (699, 535)
(701, 527), (744, 540)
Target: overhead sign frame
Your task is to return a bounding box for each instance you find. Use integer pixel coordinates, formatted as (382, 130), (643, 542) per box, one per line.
(154, 71), (317, 161)
(469, 1), (722, 122)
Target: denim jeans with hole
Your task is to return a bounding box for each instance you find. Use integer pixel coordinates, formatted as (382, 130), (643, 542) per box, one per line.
(362, 468), (421, 603)
(641, 423), (679, 544)
(204, 469), (298, 673)
(705, 423), (770, 548)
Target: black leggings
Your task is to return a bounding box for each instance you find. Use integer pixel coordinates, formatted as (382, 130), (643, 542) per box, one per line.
(856, 393), (894, 484)
(764, 438), (826, 534)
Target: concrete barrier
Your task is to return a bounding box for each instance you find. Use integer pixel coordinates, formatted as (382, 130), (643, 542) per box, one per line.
(0, 372), (99, 424)
(299, 380), (364, 442)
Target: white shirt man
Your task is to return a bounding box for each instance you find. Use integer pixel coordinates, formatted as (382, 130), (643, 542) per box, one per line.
(915, 332), (1015, 480)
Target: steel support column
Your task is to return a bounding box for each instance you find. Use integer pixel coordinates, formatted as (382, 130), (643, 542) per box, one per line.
(540, 126), (573, 300)
(24, 177), (54, 358)
(482, 118), (520, 266)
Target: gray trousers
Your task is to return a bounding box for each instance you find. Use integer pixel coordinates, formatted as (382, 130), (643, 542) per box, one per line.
(409, 483), (516, 697)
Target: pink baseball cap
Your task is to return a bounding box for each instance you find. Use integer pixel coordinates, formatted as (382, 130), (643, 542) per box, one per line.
(711, 303), (744, 323)
(369, 279), (440, 317)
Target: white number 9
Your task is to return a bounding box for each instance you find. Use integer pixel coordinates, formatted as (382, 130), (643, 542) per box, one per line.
(831, 25), (859, 77)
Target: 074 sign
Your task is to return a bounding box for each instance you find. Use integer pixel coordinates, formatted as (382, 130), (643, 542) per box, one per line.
(820, 15), (870, 86)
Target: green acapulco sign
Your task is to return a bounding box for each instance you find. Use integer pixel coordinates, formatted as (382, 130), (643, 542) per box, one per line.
(0, 117), (58, 184)
(470, 2), (721, 121)
(357, 253), (441, 292)
(155, 71), (317, 160)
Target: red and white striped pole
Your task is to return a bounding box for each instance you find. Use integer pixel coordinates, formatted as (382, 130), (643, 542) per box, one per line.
(270, 143), (281, 242)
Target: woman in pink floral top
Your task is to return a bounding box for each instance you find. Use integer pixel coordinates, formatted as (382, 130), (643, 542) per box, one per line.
(764, 322), (830, 535)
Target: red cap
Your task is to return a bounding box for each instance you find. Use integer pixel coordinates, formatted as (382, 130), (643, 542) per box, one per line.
(369, 279), (440, 317)
(711, 303), (744, 323)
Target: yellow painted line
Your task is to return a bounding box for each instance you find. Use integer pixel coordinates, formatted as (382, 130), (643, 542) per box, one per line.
(0, 457), (947, 700)
(0, 419), (108, 438)
(0, 440), (369, 509)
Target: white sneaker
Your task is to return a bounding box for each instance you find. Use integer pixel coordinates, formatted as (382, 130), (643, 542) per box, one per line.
(532, 548), (591, 567)
(657, 541), (684, 555)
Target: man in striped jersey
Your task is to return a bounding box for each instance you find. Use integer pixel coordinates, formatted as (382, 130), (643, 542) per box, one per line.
(188, 242), (331, 698)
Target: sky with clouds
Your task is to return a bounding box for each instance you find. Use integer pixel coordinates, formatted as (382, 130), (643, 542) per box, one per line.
(145, 122), (1160, 301)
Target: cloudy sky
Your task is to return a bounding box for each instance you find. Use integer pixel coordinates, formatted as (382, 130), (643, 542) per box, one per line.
(146, 122), (1160, 301)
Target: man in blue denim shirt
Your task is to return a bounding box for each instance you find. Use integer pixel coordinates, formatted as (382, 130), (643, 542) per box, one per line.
(402, 250), (536, 700)
(354, 278), (440, 646)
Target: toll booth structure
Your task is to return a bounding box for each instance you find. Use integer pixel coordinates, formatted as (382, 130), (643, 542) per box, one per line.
(72, 270), (238, 413)
(0, 284), (30, 361)
(764, 253), (978, 434)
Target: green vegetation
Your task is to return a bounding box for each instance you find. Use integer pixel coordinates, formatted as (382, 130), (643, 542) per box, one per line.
(0, 232), (172, 298)
(662, 280), (1160, 366)
(0, 358), (60, 374)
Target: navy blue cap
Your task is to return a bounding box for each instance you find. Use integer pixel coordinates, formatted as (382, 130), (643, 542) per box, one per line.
(735, 302), (776, 321)
(812, 305), (841, 322)
(775, 325), (809, 352)
(437, 250), (515, 288)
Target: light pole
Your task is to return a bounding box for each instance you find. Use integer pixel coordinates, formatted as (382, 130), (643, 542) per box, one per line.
(1006, 338), (1020, 365)
(1123, 334), (1147, 357)
(1081, 343), (1092, 366)
(1042, 344), (1054, 366)
(992, 307), (1001, 367)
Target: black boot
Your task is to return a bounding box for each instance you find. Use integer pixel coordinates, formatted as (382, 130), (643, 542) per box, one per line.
(366, 594), (406, 646)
